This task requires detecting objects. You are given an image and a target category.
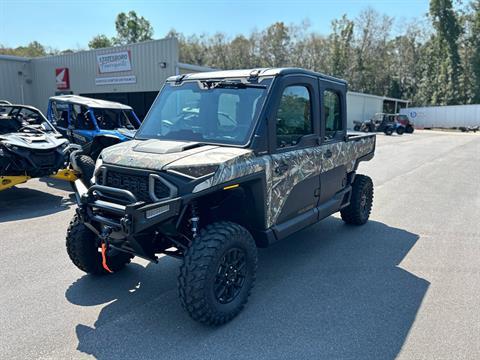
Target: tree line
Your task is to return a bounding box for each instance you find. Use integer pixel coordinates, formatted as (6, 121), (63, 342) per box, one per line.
(168, 0), (480, 106)
(1, 1), (479, 106)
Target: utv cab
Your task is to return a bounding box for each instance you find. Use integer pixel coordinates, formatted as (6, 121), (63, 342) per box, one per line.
(47, 95), (141, 160)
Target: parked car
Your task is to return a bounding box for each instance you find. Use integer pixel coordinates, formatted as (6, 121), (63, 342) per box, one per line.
(47, 95), (142, 182)
(0, 104), (79, 191)
(67, 68), (376, 325)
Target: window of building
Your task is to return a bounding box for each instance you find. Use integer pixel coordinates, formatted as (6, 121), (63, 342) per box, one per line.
(276, 85), (313, 148)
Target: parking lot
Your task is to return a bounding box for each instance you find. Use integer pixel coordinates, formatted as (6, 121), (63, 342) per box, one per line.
(1, 130), (479, 360)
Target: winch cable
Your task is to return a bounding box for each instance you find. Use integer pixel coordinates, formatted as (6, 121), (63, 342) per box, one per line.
(101, 243), (113, 273)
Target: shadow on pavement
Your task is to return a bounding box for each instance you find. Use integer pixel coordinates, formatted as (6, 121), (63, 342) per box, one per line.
(39, 176), (74, 192)
(66, 217), (428, 360)
(0, 185), (74, 222)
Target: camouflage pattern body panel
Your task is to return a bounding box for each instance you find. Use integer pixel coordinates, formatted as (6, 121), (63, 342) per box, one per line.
(193, 135), (375, 227)
(101, 140), (221, 171)
(101, 136), (375, 228)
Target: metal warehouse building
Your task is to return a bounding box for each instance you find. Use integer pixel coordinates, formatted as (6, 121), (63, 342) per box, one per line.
(0, 37), (408, 126)
(0, 38), (211, 118)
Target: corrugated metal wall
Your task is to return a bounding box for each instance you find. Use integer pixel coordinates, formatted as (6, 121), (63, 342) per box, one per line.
(400, 105), (480, 128)
(30, 37), (179, 112)
(0, 57), (34, 105)
(346, 92), (384, 129)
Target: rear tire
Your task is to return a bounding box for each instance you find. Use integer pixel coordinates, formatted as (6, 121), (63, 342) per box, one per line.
(178, 221), (257, 325)
(66, 214), (132, 275)
(406, 125), (414, 134)
(384, 128), (393, 136)
(396, 126), (405, 135)
(341, 175), (373, 225)
(353, 124), (360, 131)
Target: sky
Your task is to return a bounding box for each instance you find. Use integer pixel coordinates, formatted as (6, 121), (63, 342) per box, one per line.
(0, 0), (430, 50)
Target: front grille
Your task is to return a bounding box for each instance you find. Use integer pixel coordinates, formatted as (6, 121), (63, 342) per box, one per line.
(100, 169), (173, 203)
(31, 152), (56, 168)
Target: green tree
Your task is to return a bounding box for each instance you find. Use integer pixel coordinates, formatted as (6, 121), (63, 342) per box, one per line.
(88, 34), (113, 49)
(470, 0), (480, 103)
(0, 41), (47, 57)
(428, 0), (463, 105)
(329, 15), (354, 78)
(259, 22), (291, 67)
(114, 11), (153, 45)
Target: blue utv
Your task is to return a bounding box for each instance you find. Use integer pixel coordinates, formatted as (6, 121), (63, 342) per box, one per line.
(47, 95), (141, 181)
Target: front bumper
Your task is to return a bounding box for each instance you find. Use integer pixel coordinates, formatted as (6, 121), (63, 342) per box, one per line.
(74, 179), (182, 236)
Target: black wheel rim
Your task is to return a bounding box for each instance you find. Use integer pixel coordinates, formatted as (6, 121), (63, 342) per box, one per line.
(360, 189), (370, 217)
(214, 248), (247, 304)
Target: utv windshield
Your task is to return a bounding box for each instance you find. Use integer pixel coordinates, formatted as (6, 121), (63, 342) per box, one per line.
(136, 79), (271, 145)
(91, 108), (140, 130)
(0, 105), (54, 135)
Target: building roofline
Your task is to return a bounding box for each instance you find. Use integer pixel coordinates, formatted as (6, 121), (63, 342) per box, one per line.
(348, 90), (410, 103)
(0, 54), (31, 62)
(31, 37), (178, 61)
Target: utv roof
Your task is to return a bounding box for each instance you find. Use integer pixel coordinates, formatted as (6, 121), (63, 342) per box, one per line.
(49, 95), (133, 110)
(167, 67), (347, 85)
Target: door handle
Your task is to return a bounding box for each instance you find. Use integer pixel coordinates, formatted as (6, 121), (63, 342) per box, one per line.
(275, 163), (289, 175)
(324, 149), (333, 158)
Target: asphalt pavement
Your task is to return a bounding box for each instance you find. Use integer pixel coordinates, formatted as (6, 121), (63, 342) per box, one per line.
(1, 130), (479, 360)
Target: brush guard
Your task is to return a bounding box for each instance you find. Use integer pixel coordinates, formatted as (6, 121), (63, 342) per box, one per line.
(73, 179), (182, 261)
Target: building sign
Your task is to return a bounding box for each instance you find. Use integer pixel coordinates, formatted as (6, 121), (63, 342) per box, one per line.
(97, 51), (132, 73)
(55, 68), (70, 89)
(95, 75), (137, 86)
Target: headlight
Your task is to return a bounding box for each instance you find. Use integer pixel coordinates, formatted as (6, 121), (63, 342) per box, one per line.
(91, 157), (103, 184)
(168, 165), (219, 179)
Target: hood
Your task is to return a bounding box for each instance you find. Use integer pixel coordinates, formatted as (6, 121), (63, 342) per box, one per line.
(101, 139), (253, 172)
(0, 132), (68, 150)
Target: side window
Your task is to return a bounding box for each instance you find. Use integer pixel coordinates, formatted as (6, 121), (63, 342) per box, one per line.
(323, 90), (343, 139)
(276, 85), (313, 148)
(52, 102), (69, 128)
(72, 105), (95, 130)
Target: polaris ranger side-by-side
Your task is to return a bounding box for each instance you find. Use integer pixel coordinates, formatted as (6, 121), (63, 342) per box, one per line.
(67, 68), (376, 325)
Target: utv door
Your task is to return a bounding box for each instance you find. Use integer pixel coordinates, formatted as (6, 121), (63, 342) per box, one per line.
(318, 81), (348, 205)
(69, 104), (96, 146)
(48, 100), (70, 138)
(267, 75), (321, 230)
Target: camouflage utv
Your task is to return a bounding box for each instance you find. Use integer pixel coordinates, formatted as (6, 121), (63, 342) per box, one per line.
(67, 68), (376, 325)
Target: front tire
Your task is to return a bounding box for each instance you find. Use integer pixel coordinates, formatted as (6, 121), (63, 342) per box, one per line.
(384, 128), (393, 136)
(406, 125), (414, 134)
(66, 214), (132, 275)
(76, 155), (95, 186)
(178, 221), (258, 325)
(341, 175), (373, 225)
(396, 126), (405, 135)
